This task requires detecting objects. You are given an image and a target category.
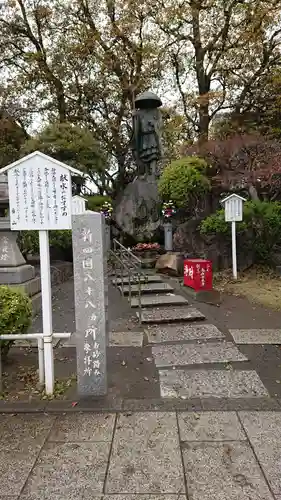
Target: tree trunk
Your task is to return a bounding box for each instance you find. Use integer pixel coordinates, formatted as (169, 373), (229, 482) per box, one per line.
(198, 103), (210, 144)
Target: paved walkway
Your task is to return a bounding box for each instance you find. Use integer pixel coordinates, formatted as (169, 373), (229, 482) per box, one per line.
(2, 271), (281, 498)
(1, 410), (281, 499)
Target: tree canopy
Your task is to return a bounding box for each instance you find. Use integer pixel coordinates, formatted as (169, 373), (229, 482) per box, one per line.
(0, 0), (281, 193)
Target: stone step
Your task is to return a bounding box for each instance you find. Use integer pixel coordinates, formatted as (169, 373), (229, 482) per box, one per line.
(159, 369), (269, 399)
(119, 282), (174, 296)
(152, 342), (248, 368)
(137, 306), (205, 324)
(130, 293), (188, 308)
(229, 328), (281, 345)
(112, 275), (163, 286)
(146, 324), (225, 344)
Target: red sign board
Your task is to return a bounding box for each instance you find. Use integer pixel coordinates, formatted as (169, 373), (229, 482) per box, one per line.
(183, 259), (213, 291)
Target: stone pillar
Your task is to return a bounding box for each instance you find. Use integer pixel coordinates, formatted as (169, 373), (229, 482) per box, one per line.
(164, 222), (173, 252)
(72, 211), (108, 396)
(104, 223), (111, 252)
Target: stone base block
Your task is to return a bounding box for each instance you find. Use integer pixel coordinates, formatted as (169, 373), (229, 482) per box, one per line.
(9, 276), (41, 297)
(183, 286), (221, 305)
(0, 264), (35, 284)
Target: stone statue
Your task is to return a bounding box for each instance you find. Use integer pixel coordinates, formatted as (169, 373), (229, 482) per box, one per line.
(131, 91), (163, 177)
(114, 91), (163, 240)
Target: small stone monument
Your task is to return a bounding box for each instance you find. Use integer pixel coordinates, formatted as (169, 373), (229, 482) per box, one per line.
(72, 211), (108, 396)
(0, 173), (41, 310)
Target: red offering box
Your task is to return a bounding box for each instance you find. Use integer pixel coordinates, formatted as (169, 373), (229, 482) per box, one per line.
(183, 259), (212, 291)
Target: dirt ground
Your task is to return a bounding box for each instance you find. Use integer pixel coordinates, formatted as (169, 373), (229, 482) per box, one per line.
(1, 271), (281, 409)
(213, 267), (281, 311)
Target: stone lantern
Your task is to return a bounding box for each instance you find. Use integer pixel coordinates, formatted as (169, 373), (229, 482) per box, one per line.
(0, 173), (41, 309)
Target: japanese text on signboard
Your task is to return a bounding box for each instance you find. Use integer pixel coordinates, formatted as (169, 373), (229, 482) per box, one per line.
(8, 162), (72, 231)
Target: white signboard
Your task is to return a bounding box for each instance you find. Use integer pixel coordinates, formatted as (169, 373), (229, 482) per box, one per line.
(221, 194), (246, 279)
(72, 195), (87, 215)
(224, 196), (243, 222)
(7, 154), (72, 231)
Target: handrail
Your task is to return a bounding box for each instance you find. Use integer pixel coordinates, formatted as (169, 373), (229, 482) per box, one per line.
(113, 238), (142, 265)
(109, 241), (148, 323)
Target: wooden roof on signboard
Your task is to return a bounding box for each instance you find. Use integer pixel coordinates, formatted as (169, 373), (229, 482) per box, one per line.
(0, 150), (86, 177)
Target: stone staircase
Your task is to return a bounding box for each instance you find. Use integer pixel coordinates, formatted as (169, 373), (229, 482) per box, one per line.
(114, 272), (271, 401)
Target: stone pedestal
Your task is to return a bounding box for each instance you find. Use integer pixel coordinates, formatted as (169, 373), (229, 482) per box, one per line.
(114, 174), (161, 241)
(164, 222), (173, 251)
(0, 220), (41, 313)
(0, 230), (35, 284)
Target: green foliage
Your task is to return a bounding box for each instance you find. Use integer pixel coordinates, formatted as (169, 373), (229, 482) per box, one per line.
(200, 209), (230, 235)
(201, 200), (281, 263)
(86, 195), (112, 212)
(18, 231), (40, 258)
(22, 122), (105, 177)
(158, 156), (210, 208)
(18, 230), (72, 258)
(0, 114), (27, 168)
(0, 286), (32, 358)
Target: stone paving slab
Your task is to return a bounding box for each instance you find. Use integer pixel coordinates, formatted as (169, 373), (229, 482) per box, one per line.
(109, 331), (144, 347)
(178, 412), (246, 442)
(20, 494), (101, 500)
(230, 329), (281, 344)
(146, 324), (225, 344)
(119, 282), (174, 295)
(22, 442), (111, 497)
(239, 412), (281, 495)
(152, 342), (248, 368)
(159, 369), (269, 399)
(0, 414), (56, 496)
(48, 414), (115, 442)
(130, 293), (188, 308)
(105, 412), (184, 493)
(137, 307), (205, 324)
(112, 275), (163, 285)
(182, 441), (274, 500)
(102, 497), (187, 500)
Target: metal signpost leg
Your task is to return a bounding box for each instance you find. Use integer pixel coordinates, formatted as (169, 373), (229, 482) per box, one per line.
(231, 221), (238, 280)
(39, 230), (54, 394)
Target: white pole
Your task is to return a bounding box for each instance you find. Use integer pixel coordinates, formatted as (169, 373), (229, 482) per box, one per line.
(39, 230), (54, 394)
(231, 221), (237, 279)
(37, 338), (45, 387)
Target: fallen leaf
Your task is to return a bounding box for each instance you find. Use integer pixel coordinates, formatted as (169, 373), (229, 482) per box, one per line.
(121, 360), (126, 366)
(71, 402), (78, 407)
(144, 376), (149, 381)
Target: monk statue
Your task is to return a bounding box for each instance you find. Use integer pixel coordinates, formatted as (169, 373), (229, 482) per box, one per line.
(131, 91), (163, 178)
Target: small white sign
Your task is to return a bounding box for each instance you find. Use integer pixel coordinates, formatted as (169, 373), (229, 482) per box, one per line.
(72, 195), (87, 215)
(221, 194), (246, 222)
(221, 193), (246, 279)
(1, 152), (84, 231)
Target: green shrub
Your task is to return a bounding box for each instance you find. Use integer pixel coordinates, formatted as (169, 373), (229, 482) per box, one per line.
(86, 195), (112, 212)
(0, 286), (32, 358)
(49, 230), (72, 252)
(158, 156), (210, 208)
(200, 200), (281, 263)
(18, 230), (72, 258)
